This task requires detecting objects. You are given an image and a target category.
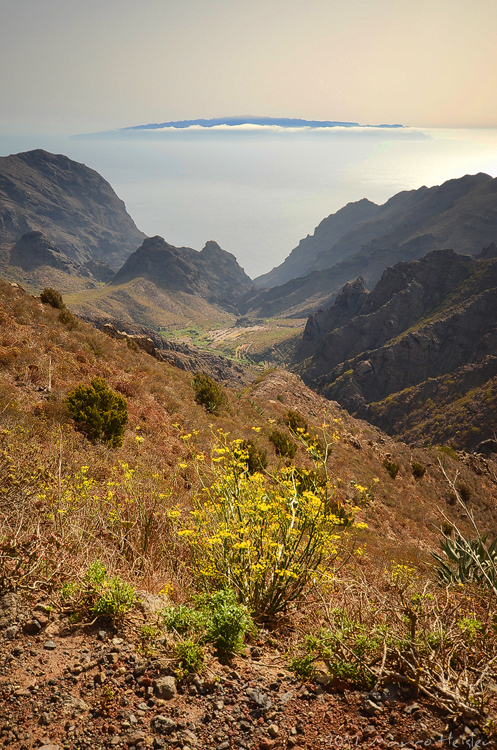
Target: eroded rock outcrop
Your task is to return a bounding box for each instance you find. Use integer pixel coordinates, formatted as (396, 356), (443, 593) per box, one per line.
(295, 248), (497, 450)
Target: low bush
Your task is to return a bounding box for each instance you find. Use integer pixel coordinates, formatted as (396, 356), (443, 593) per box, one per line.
(60, 560), (137, 625)
(411, 461), (426, 478)
(66, 377), (128, 447)
(162, 588), (254, 659)
(383, 458), (400, 479)
(40, 287), (65, 309)
(268, 429), (297, 459)
(175, 432), (361, 618)
(241, 439), (267, 474)
(58, 307), (78, 329)
(285, 410), (308, 434)
(192, 372), (227, 414)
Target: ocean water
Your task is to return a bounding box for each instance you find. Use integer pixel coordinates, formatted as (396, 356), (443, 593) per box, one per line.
(1, 127), (497, 279)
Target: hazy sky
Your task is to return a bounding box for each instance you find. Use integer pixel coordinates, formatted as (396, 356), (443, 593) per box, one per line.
(1, 0), (497, 134)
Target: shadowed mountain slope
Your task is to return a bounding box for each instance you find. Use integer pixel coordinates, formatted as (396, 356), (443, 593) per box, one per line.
(245, 173), (497, 318)
(110, 236), (254, 313)
(294, 246), (497, 450)
(0, 149), (145, 270)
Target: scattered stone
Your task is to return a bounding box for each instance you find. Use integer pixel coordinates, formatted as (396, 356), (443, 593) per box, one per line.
(5, 625), (18, 640)
(43, 640), (57, 650)
(155, 675), (177, 700)
(362, 698), (383, 716)
(246, 688), (272, 710)
(267, 724), (279, 738)
(23, 618), (43, 634)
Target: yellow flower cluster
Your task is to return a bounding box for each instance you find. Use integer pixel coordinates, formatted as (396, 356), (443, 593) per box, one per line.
(174, 431), (360, 617)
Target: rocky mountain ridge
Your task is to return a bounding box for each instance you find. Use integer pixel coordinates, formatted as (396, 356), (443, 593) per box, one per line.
(245, 173), (497, 318)
(294, 246), (497, 450)
(111, 236), (254, 313)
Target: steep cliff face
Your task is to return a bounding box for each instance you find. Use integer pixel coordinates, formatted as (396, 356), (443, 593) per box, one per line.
(254, 198), (379, 288)
(0, 149), (146, 270)
(295, 248), (497, 450)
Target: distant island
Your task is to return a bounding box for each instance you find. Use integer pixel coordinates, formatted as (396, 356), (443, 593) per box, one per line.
(75, 116), (406, 139)
(122, 116), (404, 131)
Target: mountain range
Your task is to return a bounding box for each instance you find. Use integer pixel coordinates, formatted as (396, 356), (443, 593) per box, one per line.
(246, 172), (497, 317)
(1, 148), (496, 452)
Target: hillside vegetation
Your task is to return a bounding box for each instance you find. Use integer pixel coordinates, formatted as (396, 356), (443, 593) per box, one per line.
(1, 281), (497, 746)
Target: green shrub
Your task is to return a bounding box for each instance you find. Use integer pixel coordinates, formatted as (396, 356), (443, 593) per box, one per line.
(85, 561), (136, 622)
(411, 461), (426, 479)
(61, 560), (137, 625)
(285, 410), (308, 434)
(289, 619), (377, 687)
(58, 307), (78, 329)
(268, 429), (297, 459)
(192, 372), (227, 414)
(383, 459), (399, 479)
(241, 440), (268, 474)
(176, 434), (356, 618)
(162, 588), (254, 658)
(90, 577), (136, 620)
(457, 481), (472, 504)
(174, 640), (205, 675)
(66, 377), (128, 447)
(40, 287), (65, 309)
(198, 589), (254, 656)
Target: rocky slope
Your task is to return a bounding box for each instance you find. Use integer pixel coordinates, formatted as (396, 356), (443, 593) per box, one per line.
(0, 596), (469, 750)
(0, 149), (146, 272)
(1, 280), (497, 749)
(245, 173), (497, 318)
(294, 246), (497, 450)
(111, 237), (254, 313)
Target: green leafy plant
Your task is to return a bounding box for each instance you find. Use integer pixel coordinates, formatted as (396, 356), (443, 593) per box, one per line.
(60, 560), (137, 625)
(40, 287), (65, 309)
(288, 652), (317, 680)
(192, 372), (227, 414)
(85, 560), (136, 622)
(198, 588), (254, 656)
(432, 532), (497, 591)
(175, 431), (360, 618)
(411, 461), (426, 479)
(162, 588), (254, 659)
(383, 459), (400, 479)
(66, 377), (128, 447)
(268, 429), (297, 459)
(174, 640), (205, 675)
(241, 440), (267, 474)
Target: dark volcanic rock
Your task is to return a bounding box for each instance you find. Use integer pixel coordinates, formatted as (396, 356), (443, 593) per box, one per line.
(9, 231), (77, 274)
(295, 249), (497, 450)
(0, 149), (145, 270)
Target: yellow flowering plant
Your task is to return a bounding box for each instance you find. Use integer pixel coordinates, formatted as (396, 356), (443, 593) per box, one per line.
(176, 430), (363, 618)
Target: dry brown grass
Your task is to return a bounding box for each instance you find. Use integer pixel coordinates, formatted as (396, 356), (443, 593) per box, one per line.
(0, 279), (496, 625)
